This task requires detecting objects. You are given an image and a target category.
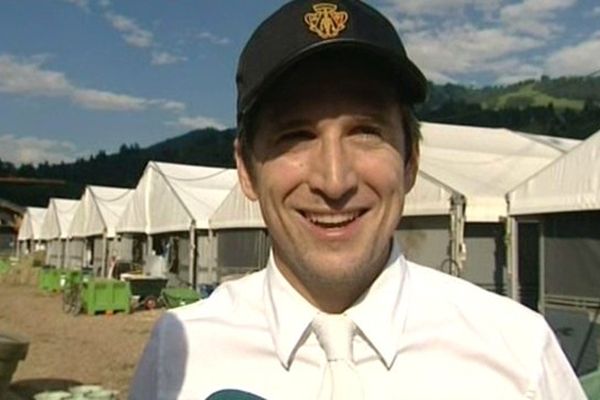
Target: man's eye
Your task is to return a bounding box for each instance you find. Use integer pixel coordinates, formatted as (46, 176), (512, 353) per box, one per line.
(276, 130), (314, 144)
(352, 126), (383, 140)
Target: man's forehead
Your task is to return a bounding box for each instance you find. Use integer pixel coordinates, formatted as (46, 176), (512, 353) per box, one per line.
(258, 53), (401, 115)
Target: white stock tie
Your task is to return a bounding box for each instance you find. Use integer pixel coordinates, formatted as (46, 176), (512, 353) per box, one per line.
(312, 313), (363, 400)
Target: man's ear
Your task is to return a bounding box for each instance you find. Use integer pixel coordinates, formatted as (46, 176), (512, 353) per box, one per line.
(404, 142), (419, 193)
(234, 138), (259, 201)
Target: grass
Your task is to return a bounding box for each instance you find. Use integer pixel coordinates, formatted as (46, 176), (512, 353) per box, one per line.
(484, 83), (584, 111)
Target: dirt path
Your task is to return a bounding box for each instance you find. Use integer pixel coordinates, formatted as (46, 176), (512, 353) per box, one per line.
(0, 282), (163, 399)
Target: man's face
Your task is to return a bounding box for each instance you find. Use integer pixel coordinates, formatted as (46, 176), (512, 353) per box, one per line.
(236, 56), (418, 309)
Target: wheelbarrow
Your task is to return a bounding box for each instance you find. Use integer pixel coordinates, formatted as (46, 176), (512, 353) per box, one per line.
(121, 275), (168, 310)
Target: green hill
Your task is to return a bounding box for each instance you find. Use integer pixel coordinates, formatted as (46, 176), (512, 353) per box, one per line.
(417, 75), (600, 139)
(424, 75), (600, 112)
(485, 83), (584, 110)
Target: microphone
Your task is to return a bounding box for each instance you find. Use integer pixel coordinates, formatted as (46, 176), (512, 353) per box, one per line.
(206, 389), (267, 400)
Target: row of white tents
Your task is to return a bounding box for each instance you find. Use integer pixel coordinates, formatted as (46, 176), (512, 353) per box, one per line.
(16, 123), (600, 311)
(16, 122), (600, 374)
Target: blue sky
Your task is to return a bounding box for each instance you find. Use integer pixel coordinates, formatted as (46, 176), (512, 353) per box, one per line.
(1, 0), (599, 166)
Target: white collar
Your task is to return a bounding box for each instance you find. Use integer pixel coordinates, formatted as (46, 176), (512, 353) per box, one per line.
(263, 241), (410, 369)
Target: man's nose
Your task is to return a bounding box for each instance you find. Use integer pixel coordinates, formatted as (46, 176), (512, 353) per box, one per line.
(308, 135), (358, 200)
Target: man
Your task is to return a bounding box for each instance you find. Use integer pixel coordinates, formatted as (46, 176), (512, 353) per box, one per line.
(130, 1), (586, 399)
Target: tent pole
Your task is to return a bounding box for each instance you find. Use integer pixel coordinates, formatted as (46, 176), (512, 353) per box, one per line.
(507, 217), (520, 302)
(449, 194), (466, 277)
(208, 229), (215, 284)
(189, 224), (196, 289)
(82, 238), (87, 269)
(64, 238), (70, 269)
(45, 241), (51, 266)
(146, 234), (153, 263)
(101, 232), (108, 278)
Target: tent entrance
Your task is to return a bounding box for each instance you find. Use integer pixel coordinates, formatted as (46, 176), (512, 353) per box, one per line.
(517, 221), (540, 312)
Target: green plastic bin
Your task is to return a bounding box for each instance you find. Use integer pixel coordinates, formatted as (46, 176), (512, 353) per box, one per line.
(161, 288), (200, 309)
(82, 279), (131, 315)
(39, 268), (62, 293)
(581, 369), (600, 400)
(0, 259), (10, 275)
(62, 269), (93, 288)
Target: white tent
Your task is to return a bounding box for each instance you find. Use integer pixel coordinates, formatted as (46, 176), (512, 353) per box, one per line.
(404, 171), (457, 217)
(209, 183), (269, 280)
(116, 161), (238, 285)
(17, 207), (47, 256)
(395, 122), (580, 292)
(117, 161), (238, 234)
(507, 130), (600, 374)
(418, 122), (581, 222)
(506, 129), (600, 306)
(40, 198), (79, 267)
(209, 182), (265, 229)
(509, 129), (600, 216)
(69, 186), (133, 273)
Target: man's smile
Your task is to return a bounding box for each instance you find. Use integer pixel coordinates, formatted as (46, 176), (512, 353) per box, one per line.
(298, 209), (367, 229)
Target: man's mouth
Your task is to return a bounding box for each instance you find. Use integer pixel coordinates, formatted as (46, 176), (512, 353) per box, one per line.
(300, 210), (366, 229)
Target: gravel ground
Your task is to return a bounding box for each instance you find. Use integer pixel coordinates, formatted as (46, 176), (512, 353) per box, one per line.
(0, 279), (163, 400)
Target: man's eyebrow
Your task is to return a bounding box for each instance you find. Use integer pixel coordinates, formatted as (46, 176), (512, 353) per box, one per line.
(352, 113), (391, 124)
(267, 117), (313, 132)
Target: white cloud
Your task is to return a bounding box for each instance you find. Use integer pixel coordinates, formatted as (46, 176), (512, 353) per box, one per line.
(544, 34), (600, 77)
(102, 10), (191, 68)
(493, 60), (544, 84)
(592, 6), (600, 16)
(0, 134), (81, 165)
(0, 55), (71, 96)
(151, 51), (187, 66)
(197, 32), (231, 46)
(151, 100), (186, 113)
(173, 116), (226, 131)
(499, 0), (576, 38)
(98, 0), (111, 8)
(500, 0), (576, 19)
(404, 25), (541, 79)
(394, 17), (429, 32)
(105, 12), (154, 48)
(71, 89), (147, 111)
(378, 0), (503, 16)
(62, 0), (90, 11)
(0, 54), (187, 113)
(421, 69), (457, 84)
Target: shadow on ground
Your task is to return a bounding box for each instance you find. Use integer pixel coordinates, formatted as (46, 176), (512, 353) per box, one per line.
(9, 378), (83, 399)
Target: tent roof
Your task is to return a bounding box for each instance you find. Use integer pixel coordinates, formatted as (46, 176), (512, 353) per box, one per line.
(209, 182), (266, 229)
(70, 186), (133, 238)
(404, 171), (456, 216)
(17, 207), (47, 241)
(417, 122), (579, 221)
(508, 129), (600, 215)
(40, 198), (79, 240)
(117, 161), (238, 234)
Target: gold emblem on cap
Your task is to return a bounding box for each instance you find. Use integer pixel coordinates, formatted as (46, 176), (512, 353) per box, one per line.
(304, 3), (348, 39)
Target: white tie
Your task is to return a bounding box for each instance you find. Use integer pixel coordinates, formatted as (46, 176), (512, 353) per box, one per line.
(312, 313), (363, 400)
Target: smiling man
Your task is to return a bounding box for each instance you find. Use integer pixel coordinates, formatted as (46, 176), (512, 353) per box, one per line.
(130, 1), (586, 399)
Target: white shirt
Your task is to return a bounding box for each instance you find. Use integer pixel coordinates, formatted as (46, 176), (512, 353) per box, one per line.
(130, 243), (586, 400)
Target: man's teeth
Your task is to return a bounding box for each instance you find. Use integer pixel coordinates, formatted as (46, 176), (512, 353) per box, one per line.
(304, 211), (361, 227)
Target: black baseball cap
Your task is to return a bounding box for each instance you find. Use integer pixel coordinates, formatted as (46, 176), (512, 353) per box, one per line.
(236, 0), (428, 128)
